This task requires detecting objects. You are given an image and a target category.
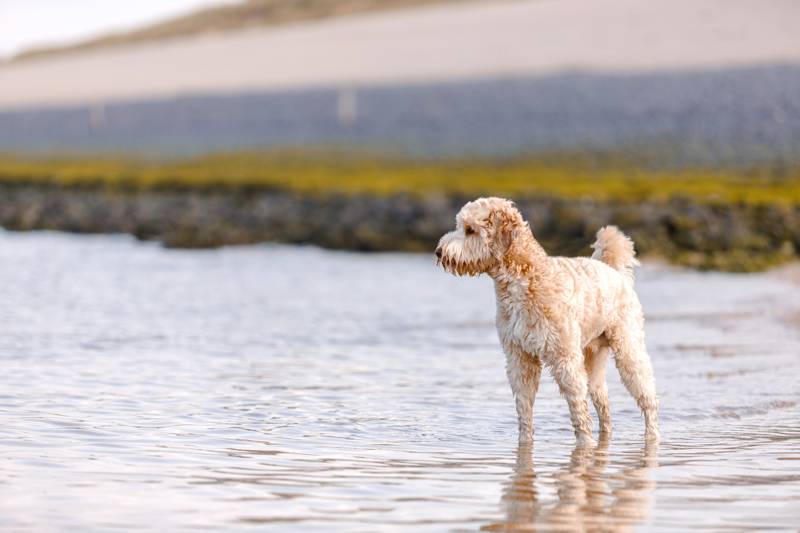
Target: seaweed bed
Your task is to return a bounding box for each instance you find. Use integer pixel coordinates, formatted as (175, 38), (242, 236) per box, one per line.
(1, 151), (798, 271)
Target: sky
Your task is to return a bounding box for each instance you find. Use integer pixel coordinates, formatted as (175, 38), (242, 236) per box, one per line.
(0, 0), (239, 59)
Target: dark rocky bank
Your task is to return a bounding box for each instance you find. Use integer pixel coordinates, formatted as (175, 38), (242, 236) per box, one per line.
(1, 183), (798, 271)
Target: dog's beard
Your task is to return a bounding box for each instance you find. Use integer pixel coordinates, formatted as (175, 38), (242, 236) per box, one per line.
(436, 238), (492, 276)
(438, 257), (488, 276)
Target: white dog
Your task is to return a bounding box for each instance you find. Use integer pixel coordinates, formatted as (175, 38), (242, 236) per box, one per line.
(436, 197), (659, 445)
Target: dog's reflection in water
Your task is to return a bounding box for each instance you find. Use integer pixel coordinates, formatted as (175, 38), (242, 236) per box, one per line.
(484, 437), (658, 532)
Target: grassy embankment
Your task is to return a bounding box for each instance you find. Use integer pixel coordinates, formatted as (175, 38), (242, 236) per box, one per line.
(0, 151), (799, 271)
(0, 151), (799, 203)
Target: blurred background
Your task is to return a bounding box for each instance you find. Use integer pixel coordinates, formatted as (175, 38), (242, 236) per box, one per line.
(0, 0), (800, 270)
(1, 0), (799, 265)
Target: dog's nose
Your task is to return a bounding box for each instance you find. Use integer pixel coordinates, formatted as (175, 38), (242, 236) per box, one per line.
(435, 246), (443, 258)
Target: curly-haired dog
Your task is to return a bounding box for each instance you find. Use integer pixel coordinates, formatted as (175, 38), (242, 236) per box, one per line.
(435, 197), (659, 445)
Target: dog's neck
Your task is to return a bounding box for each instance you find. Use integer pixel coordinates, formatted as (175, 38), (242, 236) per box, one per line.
(489, 226), (548, 281)
(488, 227), (551, 317)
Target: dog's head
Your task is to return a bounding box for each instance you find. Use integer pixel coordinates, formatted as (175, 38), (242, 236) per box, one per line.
(435, 197), (528, 276)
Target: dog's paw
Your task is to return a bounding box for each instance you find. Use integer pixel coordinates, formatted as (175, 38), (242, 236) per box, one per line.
(645, 428), (661, 443)
(575, 433), (597, 448)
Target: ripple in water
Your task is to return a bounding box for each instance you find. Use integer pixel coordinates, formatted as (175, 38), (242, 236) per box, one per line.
(0, 231), (798, 531)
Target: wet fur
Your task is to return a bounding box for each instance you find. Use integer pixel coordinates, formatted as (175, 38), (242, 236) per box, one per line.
(436, 197), (659, 445)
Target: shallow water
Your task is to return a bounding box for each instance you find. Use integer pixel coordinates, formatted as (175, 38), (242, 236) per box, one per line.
(0, 231), (798, 531)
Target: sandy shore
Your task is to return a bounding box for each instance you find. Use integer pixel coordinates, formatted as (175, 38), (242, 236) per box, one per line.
(1, 0), (799, 110)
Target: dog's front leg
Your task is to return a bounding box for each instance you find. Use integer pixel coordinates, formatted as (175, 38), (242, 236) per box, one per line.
(504, 344), (542, 444)
(544, 341), (596, 447)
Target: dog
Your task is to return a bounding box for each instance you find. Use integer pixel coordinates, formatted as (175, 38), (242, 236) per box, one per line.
(435, 197), (659, 445)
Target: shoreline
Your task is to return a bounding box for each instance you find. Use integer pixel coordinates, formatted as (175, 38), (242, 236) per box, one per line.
(1, 182), (797, 272)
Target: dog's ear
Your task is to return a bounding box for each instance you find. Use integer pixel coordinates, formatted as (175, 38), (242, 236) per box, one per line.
(486, 202), (524, 259)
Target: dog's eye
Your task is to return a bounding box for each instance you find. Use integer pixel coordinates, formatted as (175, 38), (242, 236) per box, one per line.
(465, 226), (476, 235)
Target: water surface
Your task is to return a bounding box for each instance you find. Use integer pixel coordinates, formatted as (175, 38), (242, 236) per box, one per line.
(0, 231), (798, 531)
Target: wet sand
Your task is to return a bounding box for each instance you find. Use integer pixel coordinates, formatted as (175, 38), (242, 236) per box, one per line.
(0, 231), (798, 530)
(1, 0), (799, 110)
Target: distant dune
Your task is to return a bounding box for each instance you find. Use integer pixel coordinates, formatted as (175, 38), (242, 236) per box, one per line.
(10, 0), (477, 63)
(1, 0), (799, 110)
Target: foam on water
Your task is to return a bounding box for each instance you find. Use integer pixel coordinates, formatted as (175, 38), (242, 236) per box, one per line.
(0, 231), (798, 531)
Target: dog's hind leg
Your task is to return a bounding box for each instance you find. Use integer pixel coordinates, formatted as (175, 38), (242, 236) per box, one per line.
(606, 318), (660, 441)
(584, 342), (612, 435)
(505, 345), (542, 444)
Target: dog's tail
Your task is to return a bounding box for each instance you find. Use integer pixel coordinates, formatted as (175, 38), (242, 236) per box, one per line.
(591, 226), (640, 283)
